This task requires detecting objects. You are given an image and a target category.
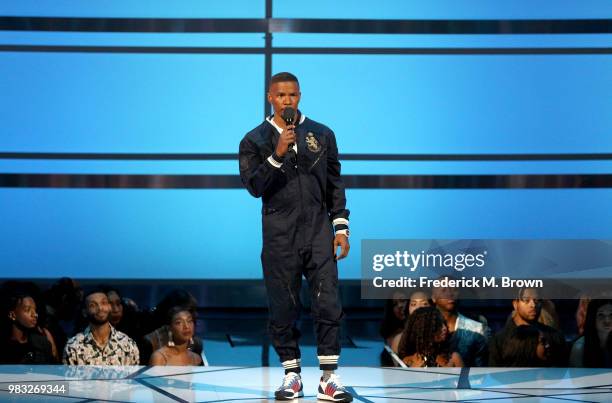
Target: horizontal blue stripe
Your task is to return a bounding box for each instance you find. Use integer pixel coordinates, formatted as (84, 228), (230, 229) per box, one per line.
(1, 188), (610, 279)
(0, 32), (265, 47)
(275, 54), (612, 154)
(0, 53), (264, 153)
(274, 0), (612, 19)
(0, 1), (264, 18)
(273, 33), (612, 48)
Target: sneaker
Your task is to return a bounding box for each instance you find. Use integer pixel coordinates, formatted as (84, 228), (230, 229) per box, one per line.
(274, 372), (303, 400)
(317, 374), (353, 402)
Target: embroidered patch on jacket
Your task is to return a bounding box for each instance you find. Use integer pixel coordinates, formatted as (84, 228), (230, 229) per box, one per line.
(306, 132), (321, 153)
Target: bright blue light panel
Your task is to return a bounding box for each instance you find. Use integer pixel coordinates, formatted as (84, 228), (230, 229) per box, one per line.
(1, 189), (610, 279)
(273, 33), (612, 48)
(274, 54), (612, 154)
(0, 1), (264, 18)
(0, 52), (264, 153)
(274, 0), (612, 19)
(0, 32), (265, 48)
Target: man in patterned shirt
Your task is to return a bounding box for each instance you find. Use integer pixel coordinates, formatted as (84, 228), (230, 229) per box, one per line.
(63, 288), (139, 365)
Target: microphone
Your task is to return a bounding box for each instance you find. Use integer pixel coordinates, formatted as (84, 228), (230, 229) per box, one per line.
(282, 108), (297, 166)
(282, 107), (296, 126)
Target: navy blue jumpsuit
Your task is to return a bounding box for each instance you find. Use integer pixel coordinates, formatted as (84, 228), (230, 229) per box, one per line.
(239, 113), (350, 372)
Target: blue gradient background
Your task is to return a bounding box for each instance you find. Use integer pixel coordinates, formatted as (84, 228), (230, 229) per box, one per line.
(1, 3), (611, 278)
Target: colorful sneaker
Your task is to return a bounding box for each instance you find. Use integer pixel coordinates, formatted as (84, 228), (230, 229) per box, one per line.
(274, 372), (303, 400)
(317, 374), (353, 402)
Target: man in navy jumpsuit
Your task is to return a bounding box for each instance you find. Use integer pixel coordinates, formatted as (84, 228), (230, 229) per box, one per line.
(239, 72), (352, 402)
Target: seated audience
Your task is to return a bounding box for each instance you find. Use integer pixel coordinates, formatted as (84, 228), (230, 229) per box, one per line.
(140, 289), (203, 364)
(569, 299), (612, 367)
(0, 289), (56, 364)
(398, 306), (463, 367)
(63, 288), (139, 365)
(384, 291), (431, 355)
(102, 286), (143, 343)
(150, 306), (203, 366)
(380, 291), (408, 351)
(43, 277), (83, 356)
(432, 278), (489, 366)
(489, 288), (567, 367)
(500, 325), (552, 367)
(408, 291), (432, 315)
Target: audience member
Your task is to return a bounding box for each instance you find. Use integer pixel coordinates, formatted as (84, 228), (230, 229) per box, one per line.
(398, 306), (463, 367)
(489, 288), (567, 366)
(569, 299), (612, 367)
(500, 325), (552, 367)
(408, 291), (431, 316)
(0, 289), (56, 364)
(101, 286), (143, 343)
(140, 289), (203, 364)
(380, 291), (408, 351)
(44, 277), (83, 355)
(63, 288), (139, 365)
(150, 306), (203, 366)
(432, 279), (488, 366)
(385, 291), (432, 354)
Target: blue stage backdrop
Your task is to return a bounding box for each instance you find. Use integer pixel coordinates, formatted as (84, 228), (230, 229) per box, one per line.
(0, 1), (611, 279)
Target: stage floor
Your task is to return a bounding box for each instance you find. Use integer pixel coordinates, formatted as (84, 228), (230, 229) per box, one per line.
(1, 366), (612, 402)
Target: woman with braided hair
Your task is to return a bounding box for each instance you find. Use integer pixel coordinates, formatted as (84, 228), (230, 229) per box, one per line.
(398, 306), (463, 368)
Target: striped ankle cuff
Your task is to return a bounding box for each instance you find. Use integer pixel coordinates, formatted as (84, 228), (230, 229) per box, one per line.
(282, 358), (301, 374)
(318, 355), (339, 371)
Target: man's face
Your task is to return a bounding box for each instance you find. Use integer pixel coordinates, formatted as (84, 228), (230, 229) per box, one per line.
(107, 291), (123, 326)
(432, 286), (459, 313)
(267, 81), (301, 118)
(10, 296), (38, 329)
(512, 288), (542, 323)
(84, 292), (111, 326)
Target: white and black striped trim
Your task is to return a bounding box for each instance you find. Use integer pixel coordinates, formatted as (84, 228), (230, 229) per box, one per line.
(332, 218), (349, 237)
(318, 355), (339, 370)
(282, 358), (301, 370)
(318, 355), (339, 364)
(332, 218), (349, 227)
(267, 153), (283, 168)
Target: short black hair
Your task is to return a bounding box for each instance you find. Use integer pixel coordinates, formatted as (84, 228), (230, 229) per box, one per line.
(269, 72), (299, 88)
(83, 287), (109, 304)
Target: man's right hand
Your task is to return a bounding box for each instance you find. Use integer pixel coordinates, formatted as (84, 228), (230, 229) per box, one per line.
(274, 124), (296, 157)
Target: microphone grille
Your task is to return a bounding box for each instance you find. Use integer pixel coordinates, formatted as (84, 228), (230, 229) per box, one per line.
(282, 107), (296, 123)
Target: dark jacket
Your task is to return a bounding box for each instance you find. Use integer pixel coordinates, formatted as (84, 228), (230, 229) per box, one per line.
(239, 115), (349, 227)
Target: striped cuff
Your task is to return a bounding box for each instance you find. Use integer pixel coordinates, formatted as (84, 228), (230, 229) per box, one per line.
(267, 153), (283, 169)
(282, 358), (301, 374)
(332, 218), (349, 237)
(318, 355), (339, 371)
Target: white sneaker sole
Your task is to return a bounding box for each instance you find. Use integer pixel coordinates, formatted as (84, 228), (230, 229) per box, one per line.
(317, 392), (351, 402)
